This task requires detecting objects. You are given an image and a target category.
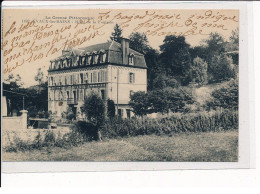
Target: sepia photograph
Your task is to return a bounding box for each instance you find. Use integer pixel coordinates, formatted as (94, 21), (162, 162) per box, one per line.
(2, 7), (240, 163)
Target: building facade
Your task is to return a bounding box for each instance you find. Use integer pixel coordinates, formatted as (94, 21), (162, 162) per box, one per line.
(48, 38), (147, 119)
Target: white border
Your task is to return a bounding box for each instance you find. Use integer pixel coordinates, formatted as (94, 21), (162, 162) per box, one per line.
(1, 1), (254, 173)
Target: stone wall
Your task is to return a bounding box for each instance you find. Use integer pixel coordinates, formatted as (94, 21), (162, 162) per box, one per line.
(2, 110), (28, 130)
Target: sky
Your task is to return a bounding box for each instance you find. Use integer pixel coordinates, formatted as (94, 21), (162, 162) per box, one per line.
(2, 8), (239, 87)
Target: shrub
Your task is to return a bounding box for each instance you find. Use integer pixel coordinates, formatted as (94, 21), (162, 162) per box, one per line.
(107, 99), (116, 118)
(206, 79), (238, 110)
(102, 110), (238, 138)
(129, 91), (151, 116)
(148, 87), (195, 114)
(72, 121), (100, 141)
(82, 92), (105, 126)
(190, 57), (208, 85)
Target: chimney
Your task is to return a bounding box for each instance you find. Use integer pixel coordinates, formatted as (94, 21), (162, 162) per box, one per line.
(121, 38), (130, 65)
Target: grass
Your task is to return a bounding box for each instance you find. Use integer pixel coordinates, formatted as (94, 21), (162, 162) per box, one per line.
(3, 130), (238, 162)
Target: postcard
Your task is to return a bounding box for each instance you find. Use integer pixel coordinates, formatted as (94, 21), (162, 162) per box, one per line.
(1, 1), (254, 172)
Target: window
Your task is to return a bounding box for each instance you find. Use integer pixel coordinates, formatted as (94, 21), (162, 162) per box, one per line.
(85, 73), (89, 84)
(76, 56), (80, 66)
(50, 77), (54, 86)
(129, 72), (135, 84)
(129, 54), (134, 65)
(87, 56), (92, 64)
(91, 73), (93, 83)
(93, 71), (97, 83)
(80, 73), (84, 84)
(71, 75), (73, 85)
(82, 56), (86, 65)
(67, 91), (70, 100)
(100, 53), (106, 63)
(93, 55), (98, 64)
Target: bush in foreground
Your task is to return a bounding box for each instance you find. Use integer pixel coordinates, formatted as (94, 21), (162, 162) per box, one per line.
(4, 110), (238, 152)
(101, 110), (238, 138)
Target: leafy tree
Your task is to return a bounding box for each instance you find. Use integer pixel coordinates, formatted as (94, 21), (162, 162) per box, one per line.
(34, 68), (45, 94)
(210, 54), (236, 82)
(159, 35), (192, 85)
(206, 79), (238, 110)
(229, 28), (239, 51)
(107, 99), (115, 118)
(203, 32), (226, 61)
(129, 91), (150, 117)
(5, 73), (24, 89)
(148, 87), (194, 114)
(189, 45), (208, 62)
(82, 92), (105, 126)
(190, 57), (208, 85)
(152, 74), (180, 90)
(110, 24), (123, 43)
(129, 32), (149, 54)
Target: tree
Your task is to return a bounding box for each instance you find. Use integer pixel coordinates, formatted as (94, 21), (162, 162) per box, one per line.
(129, 91), (150, 117)
(190, 57), (208, 85)
(110, 24), (123, 43)
(82, 92), (105, 126)
(129, 32), (149, 54)
(203, 32), (226, 61)
(5, 73), (24, 89)
(148, 87), (194, 114)
(152, 74), (180, 90)
(34, 68), (45, 94)
(210, 54), (236, 82)
(107, 99), (115, 118)
(229, 28), (239, 51)
(159, 35), (192, 85)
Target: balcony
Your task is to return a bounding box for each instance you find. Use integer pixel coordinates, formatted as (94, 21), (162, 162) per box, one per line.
(67, 98), (78, 105)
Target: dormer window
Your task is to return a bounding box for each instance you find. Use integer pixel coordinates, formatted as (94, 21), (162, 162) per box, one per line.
(60, 60), (64, 68)
(81, 56), (86, 66)
(93, 54), (98, 64)
(100, 52), (106, 63)
(76, 56), (80, 66)
(129, 53), (135, 65)
(87, 55), (92, 65)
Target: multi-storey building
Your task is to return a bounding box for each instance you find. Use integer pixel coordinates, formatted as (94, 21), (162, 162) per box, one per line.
(48, 38), (147, 119)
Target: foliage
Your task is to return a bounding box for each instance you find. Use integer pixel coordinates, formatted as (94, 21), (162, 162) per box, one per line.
(190, 57), (208, 85)
(209, 54), (236, 82)
(4, 73), (24, 89)
(34, 68), (45, 94)
(82, 92), (105, 126)
(206, 79), (238, 110)
(101, 110), (238, 138)
(159, 35), (192, 85)
(203, 32), (226, 62)
(65, 107), (76, 121)
(129, 32), (149, 54)
(129, 91), (150, 116)
(152, 74), (180, 90)
(107, 99), (116, 118)
(72, 121), (101, 141)
(110, 24), (123, 43)
(148, 87), (195, 114)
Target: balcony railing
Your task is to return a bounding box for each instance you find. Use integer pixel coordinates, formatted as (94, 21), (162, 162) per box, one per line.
(67, 98), (78, 105)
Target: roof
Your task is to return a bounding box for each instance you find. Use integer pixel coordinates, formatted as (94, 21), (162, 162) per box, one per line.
(49, 40), (147, 70)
